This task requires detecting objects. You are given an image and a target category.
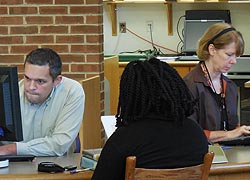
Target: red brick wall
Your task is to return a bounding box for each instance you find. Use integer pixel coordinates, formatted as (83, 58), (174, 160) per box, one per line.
(0, 0), (103, 78)
(0, 0), (104, 111)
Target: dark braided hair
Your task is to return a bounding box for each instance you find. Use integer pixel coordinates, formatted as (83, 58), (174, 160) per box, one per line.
(115, 57), (195, 128)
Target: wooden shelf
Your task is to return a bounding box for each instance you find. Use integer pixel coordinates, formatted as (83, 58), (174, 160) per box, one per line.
(176, 0), (228, 2)
(104, 0), (250, 36)
(175, 0), (250, 3)
(104, 1), (173, 36)
(104, 1), (167, 3)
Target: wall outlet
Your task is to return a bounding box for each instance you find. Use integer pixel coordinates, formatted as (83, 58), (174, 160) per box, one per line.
(119, 22), (126, 33)
(146, 21), (153, 32)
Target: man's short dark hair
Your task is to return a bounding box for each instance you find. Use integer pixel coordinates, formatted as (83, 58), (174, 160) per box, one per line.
(25, 48), (62, 81)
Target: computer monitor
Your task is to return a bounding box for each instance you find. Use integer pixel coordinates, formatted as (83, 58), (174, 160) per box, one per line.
(0, 66), (23, 141)
(183, 19), (225, 55)
(185, 10), (231, 24)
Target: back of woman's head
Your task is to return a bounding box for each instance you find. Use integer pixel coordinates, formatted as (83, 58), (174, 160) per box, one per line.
(115, 57), (195, 127)
(197, 22), (244, 60)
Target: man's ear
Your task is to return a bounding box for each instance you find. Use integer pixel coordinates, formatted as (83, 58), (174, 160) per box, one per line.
(53, 75), (62, 87)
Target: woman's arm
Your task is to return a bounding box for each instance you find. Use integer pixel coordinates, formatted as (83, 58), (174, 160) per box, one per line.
(208, 125), (250, 142)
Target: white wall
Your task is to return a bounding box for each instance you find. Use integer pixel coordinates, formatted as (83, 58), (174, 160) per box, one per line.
(103, 3), (250, 55)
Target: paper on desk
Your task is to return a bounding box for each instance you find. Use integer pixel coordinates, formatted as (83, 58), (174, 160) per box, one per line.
(101, 116), (117, 138)
(209, 145), (228, 164)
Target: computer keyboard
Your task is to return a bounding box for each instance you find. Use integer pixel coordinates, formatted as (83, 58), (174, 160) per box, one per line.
(177, 56), (200, 61)
(218, 136), (250, 146)
(0, 155), (35, 162)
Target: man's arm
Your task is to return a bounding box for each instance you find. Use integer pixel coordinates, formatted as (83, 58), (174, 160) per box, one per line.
(0, 144), (16, 155)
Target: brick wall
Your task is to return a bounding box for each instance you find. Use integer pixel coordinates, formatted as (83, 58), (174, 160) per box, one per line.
(0, 0), (104, 112)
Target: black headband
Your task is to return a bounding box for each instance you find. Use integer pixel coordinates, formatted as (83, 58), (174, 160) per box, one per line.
(207, 27), (236, 46)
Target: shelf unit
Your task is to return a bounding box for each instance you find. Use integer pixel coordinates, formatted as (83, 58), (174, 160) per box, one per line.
(103, 1), (173, 36)
(103, 0), (250, 36)
(176, 0), (250, 2)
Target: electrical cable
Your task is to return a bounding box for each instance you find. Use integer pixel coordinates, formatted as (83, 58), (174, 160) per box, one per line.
(125, 27), (178, 54)
(149, 25), (157, 51)
(177, 41), (182, 54)
(177, 15), (185, 43)
(176, 15), (185, 54)
(149, 24), (155, 49)
(148, 23), (160, 58)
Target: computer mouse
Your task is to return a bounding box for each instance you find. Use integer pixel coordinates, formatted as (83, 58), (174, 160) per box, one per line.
(38, 162), (65, 173)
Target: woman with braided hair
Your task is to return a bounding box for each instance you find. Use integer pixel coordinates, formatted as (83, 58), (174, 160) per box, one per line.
(92, 57), (208, 180)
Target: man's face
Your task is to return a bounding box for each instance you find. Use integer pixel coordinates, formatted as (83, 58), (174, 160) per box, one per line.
(24, 63), (56, 104)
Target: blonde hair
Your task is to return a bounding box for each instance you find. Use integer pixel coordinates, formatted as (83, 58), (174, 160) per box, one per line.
(197, 22), (244, 60)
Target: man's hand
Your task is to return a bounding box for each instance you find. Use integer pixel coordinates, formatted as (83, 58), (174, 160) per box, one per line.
(0, 144), (17, 155)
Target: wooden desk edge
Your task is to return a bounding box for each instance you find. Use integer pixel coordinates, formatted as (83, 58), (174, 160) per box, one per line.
(119, 61), (199, 67)
(210, 162), (250, 175)
(0, 171), (93, 180)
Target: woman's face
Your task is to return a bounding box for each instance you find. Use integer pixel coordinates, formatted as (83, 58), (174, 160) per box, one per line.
(209, 42), (237, 73)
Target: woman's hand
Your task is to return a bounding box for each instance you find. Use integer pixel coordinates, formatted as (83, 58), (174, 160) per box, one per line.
(228, 125), (250, 138)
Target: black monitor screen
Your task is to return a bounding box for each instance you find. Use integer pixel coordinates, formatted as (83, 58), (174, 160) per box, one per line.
(0, 66), (23, 141)
(183, 19), (224, 55)
(185, 10), (231, 23)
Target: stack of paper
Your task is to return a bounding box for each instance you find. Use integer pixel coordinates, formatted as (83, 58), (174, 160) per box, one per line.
(101, 115), (117, 138)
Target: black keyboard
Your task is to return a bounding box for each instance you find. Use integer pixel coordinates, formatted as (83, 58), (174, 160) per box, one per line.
(177, 56), (199, 61)
(0, 155), (35, 162)
(218, 136), (250, 146)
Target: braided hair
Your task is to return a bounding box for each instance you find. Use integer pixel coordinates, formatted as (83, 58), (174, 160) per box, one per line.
(115, 57), (195, 128)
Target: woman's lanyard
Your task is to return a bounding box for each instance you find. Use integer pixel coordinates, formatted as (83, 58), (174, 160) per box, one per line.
(201, 62), (228, 131)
